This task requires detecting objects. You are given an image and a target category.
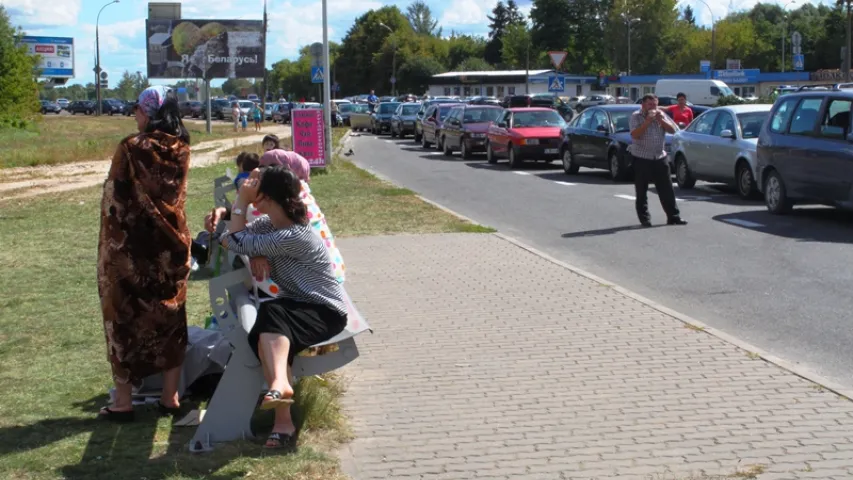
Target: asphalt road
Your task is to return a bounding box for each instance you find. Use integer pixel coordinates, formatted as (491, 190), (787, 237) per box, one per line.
(348, 131), (853, 389)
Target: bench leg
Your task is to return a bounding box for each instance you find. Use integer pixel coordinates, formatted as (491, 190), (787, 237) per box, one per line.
(189, 345), (264, 452)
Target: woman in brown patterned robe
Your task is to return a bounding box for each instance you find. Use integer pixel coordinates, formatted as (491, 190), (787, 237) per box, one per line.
(97, 86), (192, 422)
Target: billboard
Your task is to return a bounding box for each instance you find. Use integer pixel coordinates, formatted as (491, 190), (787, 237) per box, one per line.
(146, 19), (264, 79)
(292, 109), (326, 168)
(19, 36), (74, 78)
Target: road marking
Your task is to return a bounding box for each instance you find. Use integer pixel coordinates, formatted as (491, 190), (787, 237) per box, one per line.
(615, 194), (636, 201)
(723, 218), (765, 228)
(384, 140), (393, 143)
(678, 195), (713, 201)
(513, 171), (531, 176)
(555, 181), (576, 186)
(427, 152), (444, 155)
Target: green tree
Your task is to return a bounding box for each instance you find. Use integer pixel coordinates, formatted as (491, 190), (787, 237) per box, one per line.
(607, 0), (678, 74)
(506, 0), (526, 25)
(485, 1), (511, 65)
(446, 34), (487, 70)
(115, 71), (137, 100)
(221, 78), (253, 96)
(501, 22), (533, 69)
(682, 5), (696, 25)
(0, 6), (39, 128)
(397, 56), (445, 94)
(530, 0), (572, 57)
(406, 1), (441, 36)
(456, 57), (494, 71)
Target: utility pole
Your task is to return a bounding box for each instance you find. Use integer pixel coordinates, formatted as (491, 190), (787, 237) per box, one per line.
(525, 38), (530, 94)
(261, 0), (268, 116)
(95, 0), (119, 116)
(847, 0), (852, 82)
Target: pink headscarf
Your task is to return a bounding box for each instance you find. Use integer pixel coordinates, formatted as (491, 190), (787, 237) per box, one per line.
(259, 149), (311, 182)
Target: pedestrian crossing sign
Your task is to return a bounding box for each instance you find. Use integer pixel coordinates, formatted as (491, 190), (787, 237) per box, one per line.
(793, 54), (804, 71)
(548, 76), (565, 92)
(311, 66), (324, 84)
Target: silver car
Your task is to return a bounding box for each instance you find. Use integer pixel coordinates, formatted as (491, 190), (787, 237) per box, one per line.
(671, 104), (772, 199)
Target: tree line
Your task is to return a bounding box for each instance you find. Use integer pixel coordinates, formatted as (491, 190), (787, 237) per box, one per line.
(267, 0), (853, 99)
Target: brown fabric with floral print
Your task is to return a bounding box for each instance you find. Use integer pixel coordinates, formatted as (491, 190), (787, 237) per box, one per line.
(97, 131), (192, 385)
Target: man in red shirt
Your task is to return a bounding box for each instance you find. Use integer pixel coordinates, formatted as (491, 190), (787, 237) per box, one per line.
(667, 92), (693, 127)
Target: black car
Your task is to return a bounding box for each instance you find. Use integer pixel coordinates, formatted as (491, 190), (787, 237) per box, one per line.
(467, 96), (501, 106)
(101, 100), (124, 115)
(390, 102), (421, 138)
(414, 98), (462, 142)
(202, 99), (231, 120)
(68, 101), (96, 115)
(756, 89), (853, 214)
(40, 100), (62, 114)
(370, 102), (401, 134)
(124, 101), (137, 116)
(635, 97), (710, 125)
(560, 104), (675, 181)
(504, 94), (575, 121)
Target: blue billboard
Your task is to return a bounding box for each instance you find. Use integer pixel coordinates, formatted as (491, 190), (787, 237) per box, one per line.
(19, 36), (75, 78)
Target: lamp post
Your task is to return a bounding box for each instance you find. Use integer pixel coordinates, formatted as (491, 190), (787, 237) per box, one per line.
(621, 14), (640, 75)
(379, 22), (397, 97)
(781, 0), (797, 72)
(696, 0), (716, 70)
(95, 0), (119, 116)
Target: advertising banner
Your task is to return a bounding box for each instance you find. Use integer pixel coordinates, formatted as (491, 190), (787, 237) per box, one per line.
(292, 109), (326, 168)
(146, 19), (264, 79)
(19, 36), (74, 78)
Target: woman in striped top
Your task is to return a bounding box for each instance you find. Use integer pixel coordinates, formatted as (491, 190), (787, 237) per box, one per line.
(221, 165), (347, 448)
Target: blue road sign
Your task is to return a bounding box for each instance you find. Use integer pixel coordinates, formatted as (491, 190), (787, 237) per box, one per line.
(334, 83), (341, 92)
(311, 66), (324, 84)
(700, 60), (711, 73)
(793, 54), (804, 71)
(548, 76), (565, 93)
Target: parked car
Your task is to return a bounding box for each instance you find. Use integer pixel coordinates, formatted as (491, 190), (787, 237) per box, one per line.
(223, 100), (255, 121)
(467, 96), (501, 106)
(40, 100), (62, 114)
(101, 99), (124, 116)
(420, 103), (460, 149)
(530, 93), (576, 121)
(656, 79), (736, 106)
(379, 96), (396, 103)
(486, 107), (567, 168)
(370, 102), (401, 134)
(349, 105), (374, 132)
(756, 90), (853, 214)
(264, 103), (275, 121)
(201, 99), (229, 120)
(560, 104), (675, 181)
(390, 103), (422, 138)
(339, 103), (367, 126)
(635, 97), (710, 125)
(439, 105), (503, 159)
(56, 98), (70, 110)
(124, 101), (137, 116)
(567, 96), (586, 109)
(415, 99), (461, 142)
(577, 94), (615, 111)
(68, 100), (96, 115)
(178, 101), (201, 118)
(671, 104), (772, 199)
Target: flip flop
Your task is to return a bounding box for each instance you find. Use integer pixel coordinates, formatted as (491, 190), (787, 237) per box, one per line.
(156, 401), (182, 417)
(98, 406), (135, 423)
(260, 390), (294, 410)
(264, 431), (295, 449)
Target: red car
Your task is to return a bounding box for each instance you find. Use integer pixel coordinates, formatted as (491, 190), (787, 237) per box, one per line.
(486, 107), (567, 168)
(439, 105), (504, 159)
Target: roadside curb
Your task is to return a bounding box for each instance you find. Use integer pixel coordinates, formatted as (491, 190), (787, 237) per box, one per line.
(343, 137), (853, 403)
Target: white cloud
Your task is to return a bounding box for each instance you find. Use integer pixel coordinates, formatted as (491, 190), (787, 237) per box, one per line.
(268, 0), (381, 57)
(438, 0), (491, 27)
(0, 0), (81, 28)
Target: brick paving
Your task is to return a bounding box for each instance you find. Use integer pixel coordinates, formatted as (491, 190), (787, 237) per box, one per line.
(336, 233), (853, 480)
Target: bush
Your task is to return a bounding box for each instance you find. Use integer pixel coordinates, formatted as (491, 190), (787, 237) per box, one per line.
(0, 6), (40, 131)
(715, 94), (777, 107)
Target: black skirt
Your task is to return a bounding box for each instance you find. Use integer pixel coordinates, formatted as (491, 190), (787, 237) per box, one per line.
(248, 297), (347, 365)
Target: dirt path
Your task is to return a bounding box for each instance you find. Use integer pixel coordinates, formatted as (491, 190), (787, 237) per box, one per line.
(0, 124), (291, 202)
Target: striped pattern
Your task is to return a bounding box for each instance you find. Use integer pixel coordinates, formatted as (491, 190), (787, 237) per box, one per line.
(628, 110), (669, 161)
(223, 218), (347, 315)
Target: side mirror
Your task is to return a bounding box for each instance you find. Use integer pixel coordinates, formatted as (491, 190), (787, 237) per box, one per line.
(498, 122), (507, 128)
(596, 125), (609, 133)
(678, 122), (687, 129)
(720, 129), (735, 139)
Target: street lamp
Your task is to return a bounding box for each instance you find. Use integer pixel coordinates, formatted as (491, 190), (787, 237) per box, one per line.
(96, 0), (119, 116)
(379, 22), (397, 97)
(696, 0), (716, 70)
(781, 0), (797, 72)
(621, 14), (640, 76)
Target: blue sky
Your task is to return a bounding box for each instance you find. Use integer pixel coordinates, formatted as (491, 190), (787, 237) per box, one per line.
(2, 0), (817, 87)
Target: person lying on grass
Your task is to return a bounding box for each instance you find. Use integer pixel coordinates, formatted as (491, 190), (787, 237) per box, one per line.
(220, 166), (347, 449)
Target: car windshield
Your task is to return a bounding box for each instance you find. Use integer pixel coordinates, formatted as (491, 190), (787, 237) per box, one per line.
(611, 111), (635, 132)
(719, 85), (735, 96)
(401, 105), (420, 115)
(351, 104), (370, 113)
(512, 110), (566, 128)
(438, 106), (455, 117)
(379, 103), (400, 114)
(463, 108), (502, 123)
(737, 112), (769, 139)
(239, 101), (254, 108)
(339, 104), (357, 112)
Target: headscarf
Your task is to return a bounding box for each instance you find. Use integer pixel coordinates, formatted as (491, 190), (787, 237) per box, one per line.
(260, 149), (311, 182)
(137, 85), (170, 118)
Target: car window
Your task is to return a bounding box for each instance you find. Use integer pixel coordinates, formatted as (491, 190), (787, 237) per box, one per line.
(788, 98), (823, 135)
(402, 105), (420, 115)
(463, 108), (502, 123)
(819, 99), (852, 140)
(611, 111), (633, 132)
(737, 112), (769, 139)
(769, 98), (800, 133)
(710, 86), (721, 96)
(511, 110), (566, 128)
(379, 103), (400, 114)
(576, 110), (594, 129)
(395, 105), (403, 115)
(691, 111), (719, 135)
(711, 112), (736, 136)
(592, 110), (609, 130)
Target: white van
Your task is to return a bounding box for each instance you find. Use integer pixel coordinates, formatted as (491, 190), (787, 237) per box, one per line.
(654, 79), (736, 106)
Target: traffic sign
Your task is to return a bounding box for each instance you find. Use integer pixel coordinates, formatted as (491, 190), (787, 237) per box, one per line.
(793, 54), (804, 71)
(699, 60), (711, 73)
(100, 71), (108, 80)
(548, 51), (567, 70)
(547, 76), (565, 92)
(792, 31), (802, 47)
(311, 66), (324, 84)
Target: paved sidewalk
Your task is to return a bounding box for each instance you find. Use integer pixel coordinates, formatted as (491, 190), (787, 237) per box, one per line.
(336, 233), (853, 480)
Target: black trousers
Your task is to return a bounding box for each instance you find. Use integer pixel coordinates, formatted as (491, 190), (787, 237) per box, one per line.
(632, 154), (680, 223)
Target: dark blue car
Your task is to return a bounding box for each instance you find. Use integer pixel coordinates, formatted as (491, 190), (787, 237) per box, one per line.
(560, 104), (675, 181)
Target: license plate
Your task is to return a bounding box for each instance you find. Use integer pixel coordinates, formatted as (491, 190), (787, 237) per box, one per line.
(545, 148), (558, 154)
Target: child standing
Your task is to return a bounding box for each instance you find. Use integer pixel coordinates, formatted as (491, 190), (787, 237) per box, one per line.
(241, 112), (248, 132)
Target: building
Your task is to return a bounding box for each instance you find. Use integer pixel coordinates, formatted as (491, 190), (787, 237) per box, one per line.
(428, 70), (598, 98)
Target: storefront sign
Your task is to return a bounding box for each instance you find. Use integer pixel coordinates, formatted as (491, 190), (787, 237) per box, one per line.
(712, 69), (760, 84)
(291, 109), (326, 168)
(810, 70), (846, 82)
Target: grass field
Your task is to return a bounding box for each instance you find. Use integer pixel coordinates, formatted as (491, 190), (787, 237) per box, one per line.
(0, 128), (490, 479)
(0, 116), (255, 169)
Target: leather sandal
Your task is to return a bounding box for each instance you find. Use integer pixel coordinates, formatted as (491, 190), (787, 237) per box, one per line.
(260, 390), (294, 410)
(98, 406), (135, 423)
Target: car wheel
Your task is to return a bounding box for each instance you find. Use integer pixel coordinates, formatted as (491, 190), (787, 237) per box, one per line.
(608, 150), (625, 181)
(435, 132), (443, 151)
(421, 133), (431, 148)
(414, 131), (422, 143)
(764, 169), (793, 214)
(487, 142), (497, 164)
(508, 145), (523, 169)
(675, 155), (696, 189)
(561, 147), (579, 174)
(460, 140), (471, 160)
(391, 128), (397, 138)
(442, 136), (453, 156)
(736, 160), (757, 199)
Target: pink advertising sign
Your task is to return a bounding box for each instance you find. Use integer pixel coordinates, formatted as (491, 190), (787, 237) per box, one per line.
(292, 109), (326, 168)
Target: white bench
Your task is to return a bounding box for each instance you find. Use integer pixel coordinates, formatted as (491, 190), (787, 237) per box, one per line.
(189, 175), (370, 453)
